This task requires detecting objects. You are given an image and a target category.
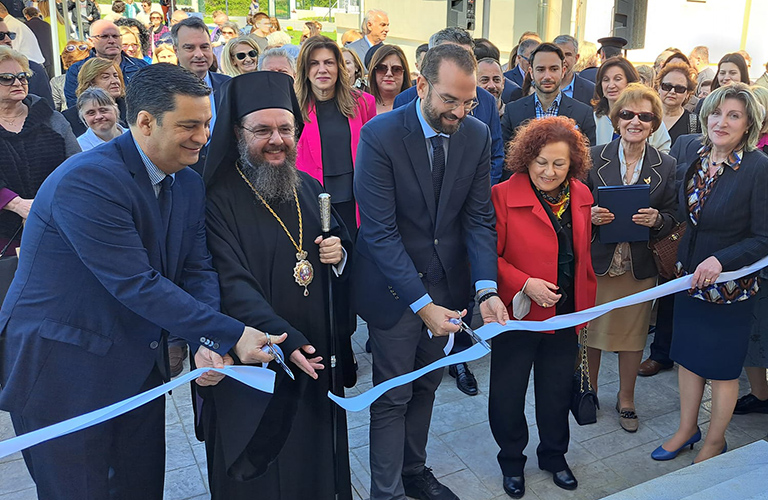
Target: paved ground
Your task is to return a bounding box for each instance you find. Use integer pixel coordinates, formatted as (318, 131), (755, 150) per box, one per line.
(2, 319), (767, 500)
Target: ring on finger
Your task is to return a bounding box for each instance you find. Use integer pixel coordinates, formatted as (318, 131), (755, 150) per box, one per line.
(542, 302), (548, 308)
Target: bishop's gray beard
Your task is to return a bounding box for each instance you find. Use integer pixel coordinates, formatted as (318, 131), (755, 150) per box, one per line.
(237, 136), (300, 205)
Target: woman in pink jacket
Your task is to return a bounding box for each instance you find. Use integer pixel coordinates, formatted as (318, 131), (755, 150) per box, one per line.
(295, 35), (376, 234)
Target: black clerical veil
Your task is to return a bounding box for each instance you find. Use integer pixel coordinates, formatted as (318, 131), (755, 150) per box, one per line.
(203, 71), (304, 187)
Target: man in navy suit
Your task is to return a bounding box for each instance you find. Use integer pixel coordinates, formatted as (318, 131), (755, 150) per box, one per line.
(172, 17), (231, 176)
(501, 43), (596, 148)
(554, 34), (595, 106)
(503, 38), (539, 88)
(0, 64), (279, 500)
(394, 28), (505, 185)
(354, 43), (508, 500)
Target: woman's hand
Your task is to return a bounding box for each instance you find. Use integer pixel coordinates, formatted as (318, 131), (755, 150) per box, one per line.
(591, 206), (614, 226)
(691, 256), (723, 289)
(4, 197), (33, 220)
(632, 207), (660, 228)
(524, 278), (562, 309)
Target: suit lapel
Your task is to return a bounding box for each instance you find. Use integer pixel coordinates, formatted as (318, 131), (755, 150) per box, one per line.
(403, 104), (437, 224)
(558, 95), (573, 117)
(639, 144), (663, 195)
(436, 127), (466, 226)
(595, 141), (621, 186)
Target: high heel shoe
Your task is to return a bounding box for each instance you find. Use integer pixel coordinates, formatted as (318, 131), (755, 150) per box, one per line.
(691, 440), (728, 465)
(651, 427), (702, 461)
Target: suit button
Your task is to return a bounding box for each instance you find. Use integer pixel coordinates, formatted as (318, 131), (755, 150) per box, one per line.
(418, 272), (424, 278)
(434, 239), (439, 245)
(213, 343), (219, 350)
(199, 337), (206, 343)
(149, 341), (159, 349)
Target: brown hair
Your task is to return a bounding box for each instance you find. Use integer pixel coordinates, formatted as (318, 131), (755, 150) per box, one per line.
(654, 62), (696, 105)
(367, 44), (411, 105)
(591, 57), (640, 117)
(506, 116), (591, 181)
(76, 57), (125, 98)
(609, 82), (663, 134)
(295, 36), (359, 121)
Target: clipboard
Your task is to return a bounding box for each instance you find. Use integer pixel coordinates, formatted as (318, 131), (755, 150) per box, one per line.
(597, 184), (650, 244)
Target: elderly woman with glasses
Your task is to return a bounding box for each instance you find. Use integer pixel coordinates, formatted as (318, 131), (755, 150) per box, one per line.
(651, 83), (768, 464)
(656, 62), (701, 145)
(366, 44), (411, 115)
(0, 46), (79, 252)
(220, 36), (259, 77)
(586, 83), (678, 433)
(148, 11), (169, 48)
(50, 39), (92, 111)
(294, 35), (375, 234)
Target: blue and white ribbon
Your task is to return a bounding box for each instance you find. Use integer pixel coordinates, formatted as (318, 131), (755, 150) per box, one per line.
(330, 256), (768, 412)
(0, 365), (275, 460)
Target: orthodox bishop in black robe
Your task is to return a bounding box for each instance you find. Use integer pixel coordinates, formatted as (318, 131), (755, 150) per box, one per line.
(198, 72), (354, 500)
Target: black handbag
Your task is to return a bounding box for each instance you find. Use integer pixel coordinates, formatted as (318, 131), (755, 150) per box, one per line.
(571, 327), (600, 425)
(0, 225), (22, 306)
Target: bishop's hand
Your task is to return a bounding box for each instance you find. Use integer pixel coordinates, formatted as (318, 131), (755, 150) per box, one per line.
(314, 235), (343, 265)
(233, 327), (287, 364)
(290, 344), (324, 380)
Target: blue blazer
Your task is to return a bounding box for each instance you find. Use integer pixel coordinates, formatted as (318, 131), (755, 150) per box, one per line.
(500, 93), (597, 146)
(190, 71), (231, 175)
(0, 132), (243, 421)
(677, 149), (768, 273)
(571, 74), (596, 107)
(393, 85), (505, 184)
(670, 133), (705, 188)
(501, 77), (521, 103)
(504, 65), (525, 88)
(578, 67), (598, 84)
(353, 100), (498, 330)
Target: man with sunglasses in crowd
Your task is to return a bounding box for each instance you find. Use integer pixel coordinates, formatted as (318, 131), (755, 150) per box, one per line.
(0, 18), (53, 107)
(355, 42), (508, 500)
(63, 19), (148, 108)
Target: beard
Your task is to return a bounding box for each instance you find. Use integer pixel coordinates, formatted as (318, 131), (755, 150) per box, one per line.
(423, 90), (465, 135)
(237, 136), (300, 205)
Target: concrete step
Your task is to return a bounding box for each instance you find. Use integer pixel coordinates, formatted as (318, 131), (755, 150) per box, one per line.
(601, 440), (768, 500)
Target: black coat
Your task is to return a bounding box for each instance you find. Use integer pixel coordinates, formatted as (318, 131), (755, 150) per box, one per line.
(587, 140), (678, 280)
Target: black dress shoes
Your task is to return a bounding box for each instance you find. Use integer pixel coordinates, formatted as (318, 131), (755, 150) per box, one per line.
(402, 467), (459, 500)
(734, 393), (768, 414)
(502, 475), (525, 498)
(448, 362), (478, 396)
(552, 468), (578, 490)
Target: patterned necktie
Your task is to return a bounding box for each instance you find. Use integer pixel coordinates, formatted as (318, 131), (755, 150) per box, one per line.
(426, 136), (445, 284)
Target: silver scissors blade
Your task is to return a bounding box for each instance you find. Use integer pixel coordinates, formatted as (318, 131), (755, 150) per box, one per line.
(265, 341), (295, 380)
(450, 313), (492, 351)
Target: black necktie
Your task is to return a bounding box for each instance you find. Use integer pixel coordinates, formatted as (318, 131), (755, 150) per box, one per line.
(158, 175), (173, 235)
(430, 136), (445, 207)
(426, 136), (445, 284)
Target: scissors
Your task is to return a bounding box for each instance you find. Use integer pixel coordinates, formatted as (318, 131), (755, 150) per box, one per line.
(449, 312), (491, 351)
(262, 335), (295, 380)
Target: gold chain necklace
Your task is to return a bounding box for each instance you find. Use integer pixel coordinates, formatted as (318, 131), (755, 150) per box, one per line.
(236, 163), (314, 296)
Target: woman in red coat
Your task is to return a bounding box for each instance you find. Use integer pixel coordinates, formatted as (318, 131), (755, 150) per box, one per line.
(490, 116), (597, 498)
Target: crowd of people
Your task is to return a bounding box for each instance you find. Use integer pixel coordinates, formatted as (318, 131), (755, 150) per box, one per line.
(1, 2), (768, 500)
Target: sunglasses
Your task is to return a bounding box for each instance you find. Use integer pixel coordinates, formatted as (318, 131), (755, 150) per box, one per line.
(374, 64), (404, 77)
(660, 82), (689, 94)
(150, 16), (162, 20)
(0, 32), (17, 41)
(0, 72), (30, 86)
(235, 50), (258, 60)
(65, 44), (90, 52)
(618, 110), (656, 122)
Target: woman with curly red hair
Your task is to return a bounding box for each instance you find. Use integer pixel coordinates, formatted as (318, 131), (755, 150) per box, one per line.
(489, 116), (597, 498)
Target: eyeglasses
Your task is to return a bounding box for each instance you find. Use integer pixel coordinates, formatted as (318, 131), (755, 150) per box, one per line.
(373, 64), (404, 77)
(239, 124), (295, 140)
(0, 72), (30, 86)
(235, 50), (258, 60)
(90, 34), (121, 41)
(660, 82), (689, 94)
(617, 109), (656, 122)
(424, 77), (479, 113)
(0, 32), (17, 41)
(122, 43), (139, 50)
(65, 44), (90, 52)
(150, 16), (162, 20)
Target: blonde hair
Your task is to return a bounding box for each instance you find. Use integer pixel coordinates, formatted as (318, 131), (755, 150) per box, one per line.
(266, 30), (291, 47)
(220, 36), (260, 77)
(573, 41), (597, 73)
(749, 85), (768, 136)
(151, 43), (176, 64)
(700, 83), (763, 151)
(609, 82), (663, 134)
(0, 46), (31, 75)
(76, 57), (125, 97)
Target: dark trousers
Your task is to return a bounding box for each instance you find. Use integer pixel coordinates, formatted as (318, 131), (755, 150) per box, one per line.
(489, 328), (577, 476)
(649, 292), (675, 365)
(11, 368), (166, 500)
(368, 280), (451, 500)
